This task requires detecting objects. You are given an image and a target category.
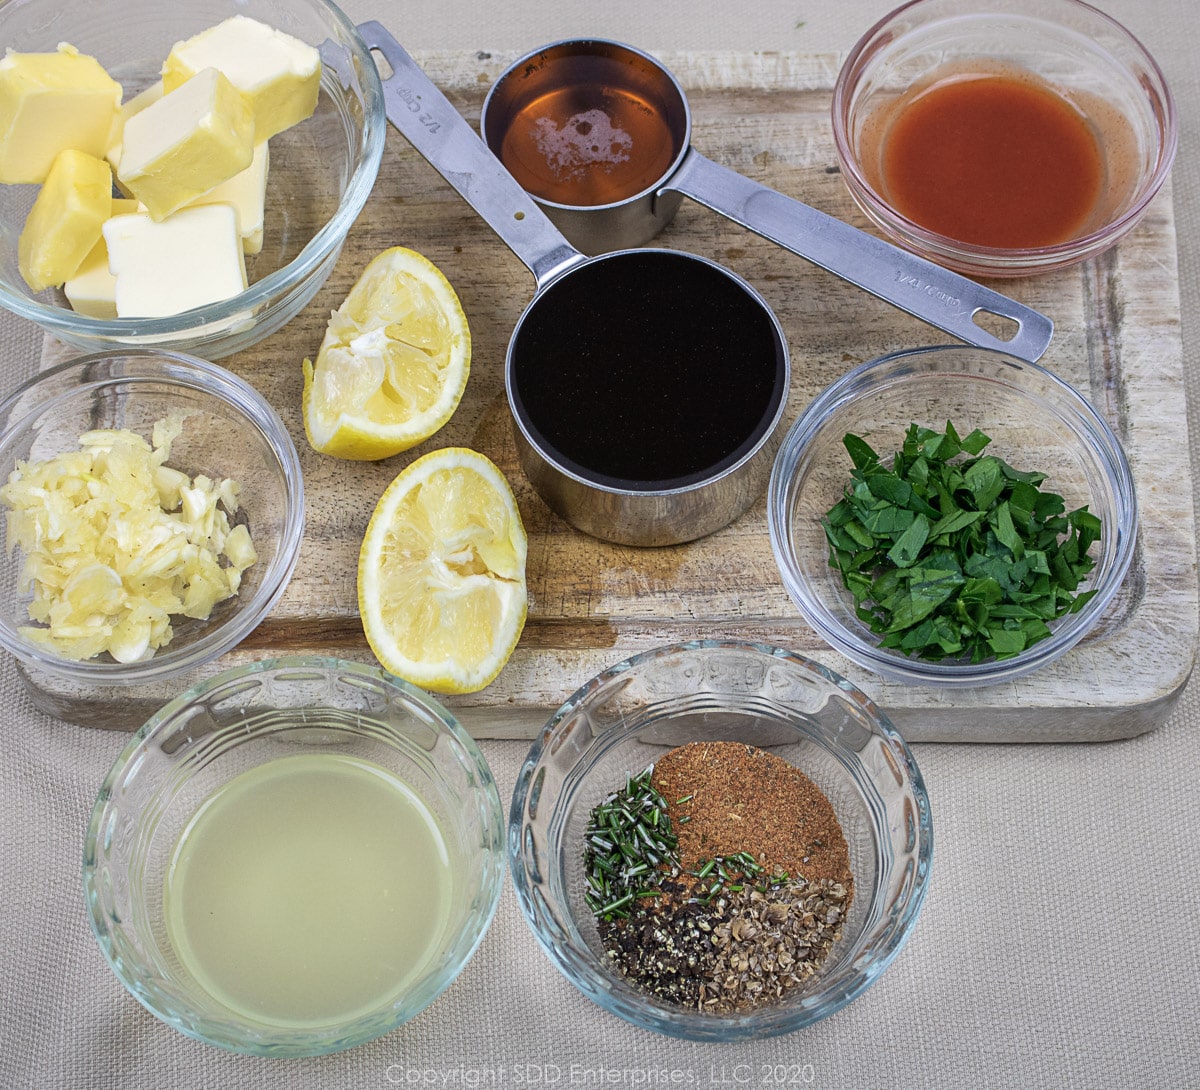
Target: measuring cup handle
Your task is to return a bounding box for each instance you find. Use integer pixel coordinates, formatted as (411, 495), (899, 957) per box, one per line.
(665, 153), (1054, 362)
(357, 22), (582, 287)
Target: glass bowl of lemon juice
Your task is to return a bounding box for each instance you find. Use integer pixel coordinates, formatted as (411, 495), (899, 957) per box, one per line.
(82, 656), (505, 1056)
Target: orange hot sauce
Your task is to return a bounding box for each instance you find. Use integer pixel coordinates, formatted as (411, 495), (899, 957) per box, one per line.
(878, 71), (1104, 249)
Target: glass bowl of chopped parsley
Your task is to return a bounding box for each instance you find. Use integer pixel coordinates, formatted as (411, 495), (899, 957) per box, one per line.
(768, 344), (1137, 686)
(509, 640), (932, 1040)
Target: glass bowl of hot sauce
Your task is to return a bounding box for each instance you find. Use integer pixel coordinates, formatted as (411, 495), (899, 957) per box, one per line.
(831, 0), (1176, 277)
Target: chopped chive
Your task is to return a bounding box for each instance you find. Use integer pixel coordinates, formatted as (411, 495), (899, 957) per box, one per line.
(582, 763), (680, 921)
(597, 891), (635, 915)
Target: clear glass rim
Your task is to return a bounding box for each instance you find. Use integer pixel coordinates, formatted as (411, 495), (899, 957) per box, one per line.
(0, 349), (306, 682)
(0, 0), (386, 338)
(508, 639), (934, 1040)
(82, 654), (507, 1056)
(830, 0), (1179, 275)
(766, 345), (1140, 686)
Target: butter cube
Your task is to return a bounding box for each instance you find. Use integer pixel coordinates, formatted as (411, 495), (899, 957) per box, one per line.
(117, 67), (254, 221)
(64, 199), (140, 318)
(189, 140), (269, 254)
(162, 15), (320, 141)
(104, 203), (247, 317)
(106, 81), (164, 180)
(18, 149), (112, 292)
(0, 44), (122, 184)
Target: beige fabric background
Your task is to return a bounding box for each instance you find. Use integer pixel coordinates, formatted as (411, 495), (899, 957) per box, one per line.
(2, 1), (1198, 1087)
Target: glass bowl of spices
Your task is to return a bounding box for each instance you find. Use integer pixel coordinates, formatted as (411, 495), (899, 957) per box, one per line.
(509, 640), (932, 1040)
(83, 656), (506, 1057)
(767, 344), (1137, 687)
(831, 0), (1177, 276)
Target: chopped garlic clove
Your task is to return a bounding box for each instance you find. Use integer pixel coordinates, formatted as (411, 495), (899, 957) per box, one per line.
(153, 464), (189, 509)
(224, 523), (257, 571)
(108, 614), (152, 662)
(0, 418), (257, 662)
(62, 562), (124, 618)
(79, 428), (152, 452)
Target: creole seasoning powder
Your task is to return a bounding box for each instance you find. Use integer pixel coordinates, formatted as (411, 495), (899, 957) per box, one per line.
(652, 741), (853, 888)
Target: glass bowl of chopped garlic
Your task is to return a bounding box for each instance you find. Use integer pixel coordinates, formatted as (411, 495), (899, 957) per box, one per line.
(0, 350), (304, 725)
(0, 0), (385, 359)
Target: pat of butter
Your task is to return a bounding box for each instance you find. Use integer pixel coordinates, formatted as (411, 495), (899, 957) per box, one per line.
(162, 15), (321, 142)
(104, 203), (247, 318)
(117, 67), (254, 221)
(189, 140), (269, 254)
(18, 149), (112, 293)
(64, 199), (140, 318)
(0, 44), (122, 184)
(106, 81), (164, 180)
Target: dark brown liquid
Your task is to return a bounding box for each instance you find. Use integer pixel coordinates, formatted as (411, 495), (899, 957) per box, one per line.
(498, 84), (677, 206)
(510, 251), (786, 487)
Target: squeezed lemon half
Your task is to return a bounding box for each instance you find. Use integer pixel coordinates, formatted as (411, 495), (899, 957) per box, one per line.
(302, 247), (470, 461)
(357, 447), (527, 694)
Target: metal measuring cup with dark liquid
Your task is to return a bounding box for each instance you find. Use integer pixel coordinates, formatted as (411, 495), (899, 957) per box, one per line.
(362, 24), (786, 547)
(482, 39), (690, 254)
(358, 24), (1052, 546)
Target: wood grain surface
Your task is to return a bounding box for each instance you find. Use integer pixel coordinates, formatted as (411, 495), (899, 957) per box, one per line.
(40, 50), (1198, 740)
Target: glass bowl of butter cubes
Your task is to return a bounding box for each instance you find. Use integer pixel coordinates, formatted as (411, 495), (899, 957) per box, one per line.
(0, 350), (305, 727)
(0, 0), (385, 359)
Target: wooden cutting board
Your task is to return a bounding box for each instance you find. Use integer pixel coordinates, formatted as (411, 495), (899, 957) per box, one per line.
(41, 50), (1198, 741)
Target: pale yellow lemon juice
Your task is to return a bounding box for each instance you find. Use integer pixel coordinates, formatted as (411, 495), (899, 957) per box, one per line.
(163, 751), (453, 1027)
